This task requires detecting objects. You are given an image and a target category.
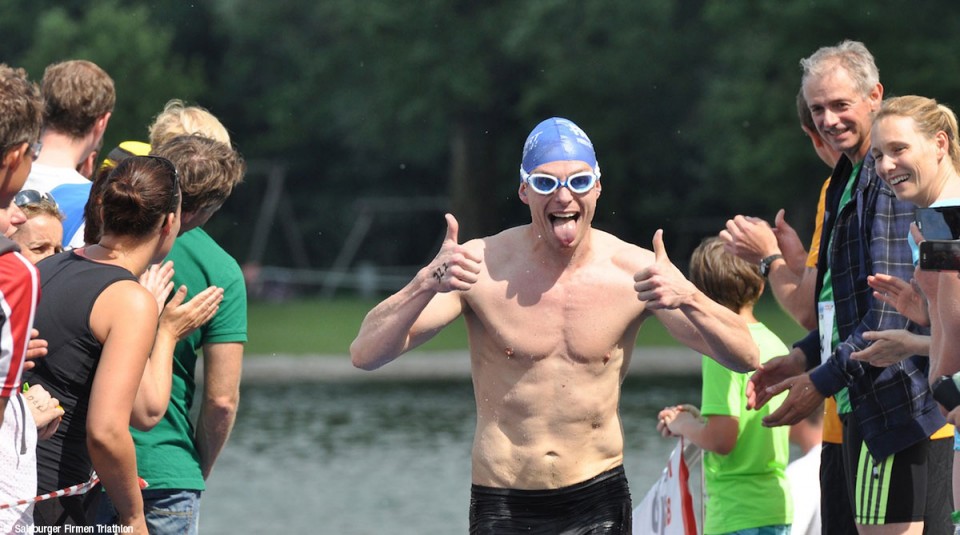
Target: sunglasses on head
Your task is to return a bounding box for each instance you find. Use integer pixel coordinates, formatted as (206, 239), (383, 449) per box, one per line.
(522, 170), (598, 195)
(132, 155), (179, 193)
(14, 189), (57, 209)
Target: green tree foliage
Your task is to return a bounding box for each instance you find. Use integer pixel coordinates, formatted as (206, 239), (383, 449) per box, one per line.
(210, 0), (712, 268)
(10, 1), (960, 283)
(205, 0), (960, 274)
(16, 0), (207, 153)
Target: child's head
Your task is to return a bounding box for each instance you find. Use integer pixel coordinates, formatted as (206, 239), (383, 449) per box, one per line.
(688, 236), (764, 313)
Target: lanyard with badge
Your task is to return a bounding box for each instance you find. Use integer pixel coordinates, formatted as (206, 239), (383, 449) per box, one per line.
(818, 162), (862, 364)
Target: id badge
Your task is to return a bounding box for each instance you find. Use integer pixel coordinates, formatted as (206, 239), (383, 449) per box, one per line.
(818, 301), (835, 365)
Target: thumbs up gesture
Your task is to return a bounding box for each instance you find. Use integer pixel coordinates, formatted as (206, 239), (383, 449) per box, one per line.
(424, 213), (483, 293)
(634, 229), (698, 309)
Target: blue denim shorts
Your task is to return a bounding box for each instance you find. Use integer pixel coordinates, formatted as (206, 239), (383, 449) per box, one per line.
(96, 488), (201, 535)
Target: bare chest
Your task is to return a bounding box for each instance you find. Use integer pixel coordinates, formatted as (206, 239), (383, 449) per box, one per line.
(464, 270), (643, 365)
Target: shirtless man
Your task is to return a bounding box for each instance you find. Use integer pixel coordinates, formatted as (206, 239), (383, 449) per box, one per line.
(351, 117), (758, 533)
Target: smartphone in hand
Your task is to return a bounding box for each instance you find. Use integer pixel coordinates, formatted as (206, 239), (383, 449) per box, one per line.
(919, 240), (960, 271)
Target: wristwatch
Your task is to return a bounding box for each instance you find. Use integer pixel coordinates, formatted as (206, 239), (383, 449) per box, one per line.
(759, 254), (784, 278)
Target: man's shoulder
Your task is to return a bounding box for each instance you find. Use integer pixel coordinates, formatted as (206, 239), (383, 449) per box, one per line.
(0, 237), (34, 278)
(0, 235), (19, 256)
(169, 229), (244, 291)
(172, 229), (239, 266)
(474, 225), (522, 244)
(465, 225), (523, 259)
(599, 231), (653, 271)
(0, 252), (35, 281)
(49, 181), (92, 198)
(24, 164), (88, 191)
(0, 245), (38, 301)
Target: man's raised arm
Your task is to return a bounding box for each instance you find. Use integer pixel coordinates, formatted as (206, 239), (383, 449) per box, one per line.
(634, 229), (759, 372)
(351, 214), (482, 370)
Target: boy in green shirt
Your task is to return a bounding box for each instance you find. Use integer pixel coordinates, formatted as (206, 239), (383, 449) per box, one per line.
(658, 237), (792, 534)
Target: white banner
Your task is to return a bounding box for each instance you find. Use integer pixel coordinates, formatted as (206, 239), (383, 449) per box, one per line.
(632, 438), (698, 535)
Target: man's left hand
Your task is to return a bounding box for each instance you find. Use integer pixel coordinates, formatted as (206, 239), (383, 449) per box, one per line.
(760, 372), (825, 427)
(635, 229), (698, 309)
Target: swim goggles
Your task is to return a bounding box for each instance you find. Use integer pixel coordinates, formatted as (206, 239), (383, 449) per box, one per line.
(520, 169), (599, 195)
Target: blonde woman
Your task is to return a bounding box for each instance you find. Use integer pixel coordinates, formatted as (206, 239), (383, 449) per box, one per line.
(869, 95), (960, 384)
(869, 95), (960, 515)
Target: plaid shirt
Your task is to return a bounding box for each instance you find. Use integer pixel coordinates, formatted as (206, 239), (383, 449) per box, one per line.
(798, 153), (944, 460)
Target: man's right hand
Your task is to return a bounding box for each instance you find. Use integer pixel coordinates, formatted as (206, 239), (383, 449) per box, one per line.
(425, 214), (482, 293)
(746, 349), (806, 410)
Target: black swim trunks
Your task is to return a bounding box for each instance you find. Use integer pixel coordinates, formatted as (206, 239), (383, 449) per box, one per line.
(469, 465), (632, 534)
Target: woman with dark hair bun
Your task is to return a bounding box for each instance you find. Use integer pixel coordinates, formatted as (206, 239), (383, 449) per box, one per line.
(23, 156), (223, 533)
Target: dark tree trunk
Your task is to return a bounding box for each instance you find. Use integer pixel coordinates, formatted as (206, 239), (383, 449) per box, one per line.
(448, 116), (503, 241)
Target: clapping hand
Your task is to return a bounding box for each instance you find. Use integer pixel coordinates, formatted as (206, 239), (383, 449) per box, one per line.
(719, 215), (779, 265)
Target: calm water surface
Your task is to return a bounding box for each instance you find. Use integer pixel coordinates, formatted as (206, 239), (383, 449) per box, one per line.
(200, 376), (701, 534)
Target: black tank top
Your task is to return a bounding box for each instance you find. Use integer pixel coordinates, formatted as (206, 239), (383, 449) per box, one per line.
(23, 251), (137, 492)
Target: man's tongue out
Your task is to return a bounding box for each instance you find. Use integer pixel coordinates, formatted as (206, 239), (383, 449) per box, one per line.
(551, 213), (579, 245)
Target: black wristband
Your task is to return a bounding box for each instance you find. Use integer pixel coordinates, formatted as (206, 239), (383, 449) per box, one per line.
(759, 254), (784, 278)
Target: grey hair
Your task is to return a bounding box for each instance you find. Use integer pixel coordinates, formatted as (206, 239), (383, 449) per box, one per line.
(800, 40), (879, 97)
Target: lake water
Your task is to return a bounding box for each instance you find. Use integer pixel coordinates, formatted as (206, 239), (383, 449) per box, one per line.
(198, 375), (704, 534)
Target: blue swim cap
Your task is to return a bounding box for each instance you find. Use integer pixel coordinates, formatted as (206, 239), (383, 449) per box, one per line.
(520, 117), (600, 180)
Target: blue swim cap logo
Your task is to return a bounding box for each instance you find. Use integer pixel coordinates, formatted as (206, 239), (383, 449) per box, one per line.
(522, 131), (544, 161)
(520, 117), (599, 180)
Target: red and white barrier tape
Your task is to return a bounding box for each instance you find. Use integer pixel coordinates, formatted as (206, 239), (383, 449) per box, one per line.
(0, 474), (148, 510)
